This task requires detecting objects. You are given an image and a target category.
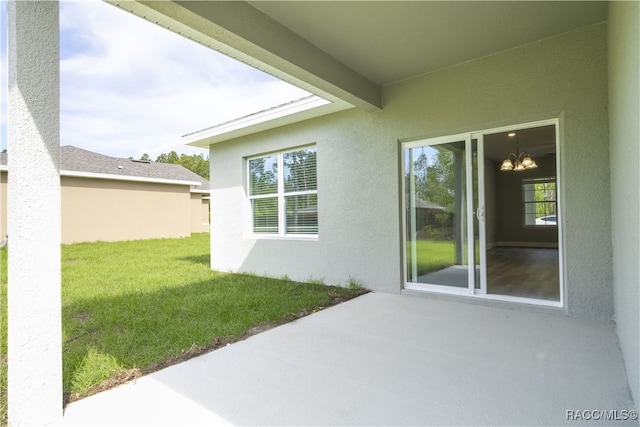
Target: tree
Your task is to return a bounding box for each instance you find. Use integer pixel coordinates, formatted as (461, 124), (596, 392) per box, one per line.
(156, 151), (180, 164)
(249, 156), (277, 195)
(155, 151), (209, 179)
(139, 153), (151, 162)
(283, 148), (316, 193)
(179, 153), (209, 179)
(411, 149), (455, 210)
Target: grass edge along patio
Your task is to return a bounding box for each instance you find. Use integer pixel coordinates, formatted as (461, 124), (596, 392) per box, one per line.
(0, 233), (367, 424)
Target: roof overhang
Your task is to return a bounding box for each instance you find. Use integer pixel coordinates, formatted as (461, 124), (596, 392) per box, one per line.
(3, 158), (205, 189)
(107, 0), (381, 112)
(110, 1), (608, 148)
(190, 189), (211, 195)
(61, 170), (201, 187)
(182, 95), (349, 147)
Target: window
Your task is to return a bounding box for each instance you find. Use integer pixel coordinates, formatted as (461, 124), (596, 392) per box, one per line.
(248, 146), (317, 236)
(523, 177), (557, 226)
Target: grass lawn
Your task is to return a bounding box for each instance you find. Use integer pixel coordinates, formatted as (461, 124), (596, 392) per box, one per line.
(0, 233), (365, 421)
(1, 248), (6, 425)
(407, 239), (456, 275)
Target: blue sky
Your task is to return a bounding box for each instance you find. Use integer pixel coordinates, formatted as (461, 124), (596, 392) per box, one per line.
(0, 0), (310, 159)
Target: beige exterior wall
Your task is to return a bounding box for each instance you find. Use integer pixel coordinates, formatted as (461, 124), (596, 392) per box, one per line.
(1, 173), (204, 244)
(61, 176), (192, 244)
(190, 193), (210, 233)
(1, 171), (7, 240)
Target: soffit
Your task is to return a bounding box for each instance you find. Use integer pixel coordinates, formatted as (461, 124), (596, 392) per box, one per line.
(249, 1), (608, 85)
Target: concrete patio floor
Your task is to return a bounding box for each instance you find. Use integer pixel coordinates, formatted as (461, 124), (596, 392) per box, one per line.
(60, 293), (637, 426)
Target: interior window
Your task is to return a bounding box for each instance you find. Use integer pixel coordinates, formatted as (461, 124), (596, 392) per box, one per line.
(522, 177), (557, 226)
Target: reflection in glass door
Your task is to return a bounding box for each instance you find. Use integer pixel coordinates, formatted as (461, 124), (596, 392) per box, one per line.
(404, 137), (471, 292)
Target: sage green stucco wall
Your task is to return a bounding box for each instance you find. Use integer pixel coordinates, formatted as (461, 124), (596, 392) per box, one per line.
(609, 1), (640, 408)
(210, 23), (611, 319)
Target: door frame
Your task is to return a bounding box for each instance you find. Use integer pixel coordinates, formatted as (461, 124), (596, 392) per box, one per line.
(401, 119), (564, 309)
(402, 132), (474, 295)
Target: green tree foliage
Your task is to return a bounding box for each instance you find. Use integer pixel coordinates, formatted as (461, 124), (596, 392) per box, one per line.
(248, 155), (278, 231)
(530, 181), (556, 217)
(248, 155), (278, 195)
(283, 148), (317, 223)
(412, 149), (455, 211)
(156, 151), (180, 164)
(178, 153), (209, 179)
(406, 147), (458, 239)
(283, 148), (317, 192)
(154, 151), (209, 179)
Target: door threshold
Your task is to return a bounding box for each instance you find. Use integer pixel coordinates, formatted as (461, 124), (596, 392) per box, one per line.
(402, 287), (567, 315)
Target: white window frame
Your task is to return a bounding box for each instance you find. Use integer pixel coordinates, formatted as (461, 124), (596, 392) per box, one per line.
(247, 145), (318, 239)
(522, 177), (557, 228)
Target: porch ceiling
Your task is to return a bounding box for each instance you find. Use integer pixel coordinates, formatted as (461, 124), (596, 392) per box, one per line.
(249, 1), (609, 85)
(115, 1), (607, 111)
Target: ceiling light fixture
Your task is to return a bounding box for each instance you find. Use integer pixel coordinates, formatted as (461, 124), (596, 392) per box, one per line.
(500, 131), (537, 172)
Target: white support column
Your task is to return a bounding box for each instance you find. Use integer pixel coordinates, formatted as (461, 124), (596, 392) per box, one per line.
(7, 1), (62, 425)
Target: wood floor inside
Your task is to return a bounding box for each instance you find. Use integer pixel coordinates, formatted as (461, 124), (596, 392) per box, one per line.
(486, 247), (560, 301)
(415, 246), (561, 302)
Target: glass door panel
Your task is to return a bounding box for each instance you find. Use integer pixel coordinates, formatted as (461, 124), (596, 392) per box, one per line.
(404, 140), (469, 289)
(471, 138), (482, 291)
(482, 125), (561, 302)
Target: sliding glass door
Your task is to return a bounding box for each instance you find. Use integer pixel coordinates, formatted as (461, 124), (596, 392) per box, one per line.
(403, 134), (476, 294)
(402, 121), (563, 307)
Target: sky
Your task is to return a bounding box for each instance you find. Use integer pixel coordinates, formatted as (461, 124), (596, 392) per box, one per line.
(0, 0), (310, 160)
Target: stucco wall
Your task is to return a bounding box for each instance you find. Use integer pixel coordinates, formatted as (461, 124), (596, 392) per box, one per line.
(7, 1), (63, 423)
(61, 176), (192, 243)
(210, 23), (611, 318)
(0, 171), (6, 239)
(190, 193), (210, 233)
(609, 1), (640, 408)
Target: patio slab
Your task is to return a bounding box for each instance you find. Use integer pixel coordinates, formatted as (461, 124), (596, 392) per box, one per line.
(60, 292), (637, 426)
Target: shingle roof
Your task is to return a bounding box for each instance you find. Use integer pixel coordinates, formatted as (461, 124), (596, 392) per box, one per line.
(404, 194), (446, 211)
(0, 146), (209, 192)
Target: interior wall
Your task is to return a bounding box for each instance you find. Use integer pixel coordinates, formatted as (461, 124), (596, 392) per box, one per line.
(494, 155), (558, 247)
(209, 23), (611, 318)
(484, 159), (497, 247)
(608, 1), (640, 409)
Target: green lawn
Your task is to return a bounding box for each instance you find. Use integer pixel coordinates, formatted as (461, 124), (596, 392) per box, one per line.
(0, 233), (365, 420)
(407, 239), (456, 276)
(1, 248), (6, 425)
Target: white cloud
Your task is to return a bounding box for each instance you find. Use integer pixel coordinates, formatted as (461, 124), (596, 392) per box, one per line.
(58, 0), (310, 160)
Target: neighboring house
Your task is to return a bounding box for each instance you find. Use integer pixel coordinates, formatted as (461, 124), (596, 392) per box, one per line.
(0, 146), (210, 243)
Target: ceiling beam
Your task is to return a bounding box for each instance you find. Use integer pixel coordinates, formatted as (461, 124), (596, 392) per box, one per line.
(109, 0), (382, 111)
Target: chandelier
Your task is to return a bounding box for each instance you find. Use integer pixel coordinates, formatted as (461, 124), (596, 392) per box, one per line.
(500, 132), (538, 171)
